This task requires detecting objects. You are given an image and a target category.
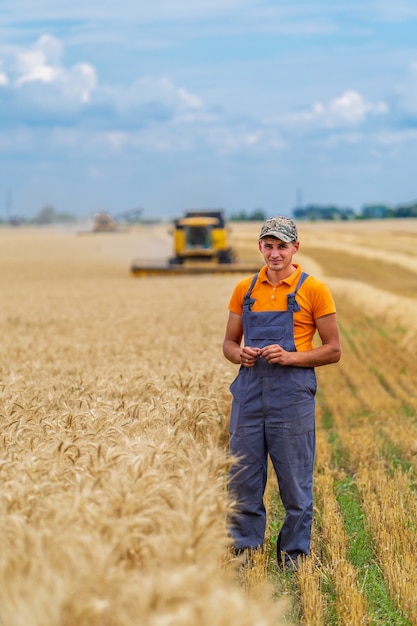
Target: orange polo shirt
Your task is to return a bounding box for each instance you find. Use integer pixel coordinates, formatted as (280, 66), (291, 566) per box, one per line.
(228, 264), (336, 352)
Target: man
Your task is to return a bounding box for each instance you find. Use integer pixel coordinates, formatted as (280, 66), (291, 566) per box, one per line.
(223, 216), (341, 571)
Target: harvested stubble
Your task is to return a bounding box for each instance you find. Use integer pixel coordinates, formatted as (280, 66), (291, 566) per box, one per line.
(356, 464), (417, 623)
(314, 470), (369, 625)
(298, 219), (417, 625)
(0, 226), (288, 626)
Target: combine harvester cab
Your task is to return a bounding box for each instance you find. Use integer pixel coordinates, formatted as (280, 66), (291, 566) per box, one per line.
(130, 210), (260, 276)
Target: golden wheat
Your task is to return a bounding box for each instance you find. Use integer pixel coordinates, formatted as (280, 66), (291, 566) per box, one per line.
(0, 225), (290, 626)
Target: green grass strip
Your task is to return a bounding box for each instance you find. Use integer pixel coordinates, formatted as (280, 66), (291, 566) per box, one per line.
(335, 476), (411, 625)
(317, 389), (334, 431)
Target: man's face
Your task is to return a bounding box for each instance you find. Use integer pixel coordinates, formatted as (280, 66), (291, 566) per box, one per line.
(258, 236), (299, 272)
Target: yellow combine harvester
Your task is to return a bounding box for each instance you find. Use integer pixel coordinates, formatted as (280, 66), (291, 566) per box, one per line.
(130, 210), (260, 276)
(93, 212), (118, 232)
(77, 208), (144, 235)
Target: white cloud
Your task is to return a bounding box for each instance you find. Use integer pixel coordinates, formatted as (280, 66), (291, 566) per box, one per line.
(286, 90), (388, 129)
(326, 90), (388, 125)
(0, 34), (213, 140)
(95, 76), (207, 128)
(13, 35), (97, 103)
(60, 63), (97, 103)
(15, 34), (63, 85)
(130, 77), (203, 112)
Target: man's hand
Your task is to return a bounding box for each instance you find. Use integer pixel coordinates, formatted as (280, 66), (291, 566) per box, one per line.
(260, 344), (293, 366)
(240, 346), (261, 367)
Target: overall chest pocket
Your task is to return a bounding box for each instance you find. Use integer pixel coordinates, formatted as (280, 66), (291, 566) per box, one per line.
(249, 324), (286, 343)
(245, 309), (294, 348)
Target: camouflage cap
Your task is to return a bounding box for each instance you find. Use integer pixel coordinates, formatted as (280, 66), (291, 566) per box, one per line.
(259, 216), (298, 242)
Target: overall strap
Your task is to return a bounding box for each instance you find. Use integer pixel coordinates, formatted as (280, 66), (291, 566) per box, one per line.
(243, 273), (259, 310)
(287, 272), (309, 312)
(295, 271), (309, 292)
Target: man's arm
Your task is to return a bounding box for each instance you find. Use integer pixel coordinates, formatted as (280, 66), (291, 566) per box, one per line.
(223, 311), (260, 367)
(260, 313), (341, 368)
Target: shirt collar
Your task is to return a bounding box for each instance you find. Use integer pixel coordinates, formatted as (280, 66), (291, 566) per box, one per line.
(259, 263), (301, 286)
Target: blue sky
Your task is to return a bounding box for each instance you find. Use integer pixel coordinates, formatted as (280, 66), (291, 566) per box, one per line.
(1, 1), (417, 220)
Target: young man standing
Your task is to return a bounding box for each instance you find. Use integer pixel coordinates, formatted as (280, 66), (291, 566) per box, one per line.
(223, 216), (341, 571)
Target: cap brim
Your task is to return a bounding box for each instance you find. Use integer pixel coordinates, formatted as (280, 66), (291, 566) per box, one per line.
(259, 230), (293, 242)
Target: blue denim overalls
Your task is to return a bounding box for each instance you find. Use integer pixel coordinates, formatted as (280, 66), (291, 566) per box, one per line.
(229, 271), (317, 564)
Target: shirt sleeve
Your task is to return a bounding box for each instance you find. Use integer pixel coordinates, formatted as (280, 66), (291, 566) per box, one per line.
(228, 277), (252, 316)
(307, 278), (337, 319)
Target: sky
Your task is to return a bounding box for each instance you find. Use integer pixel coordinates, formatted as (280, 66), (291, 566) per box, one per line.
(1, 1), (417, 220)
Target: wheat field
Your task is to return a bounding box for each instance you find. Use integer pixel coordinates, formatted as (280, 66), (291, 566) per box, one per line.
(1, 219), (417, 625)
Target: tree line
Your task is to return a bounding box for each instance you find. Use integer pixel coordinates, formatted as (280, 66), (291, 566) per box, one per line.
(230, 200), (417, 222)
(294, 201), (417, 221)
